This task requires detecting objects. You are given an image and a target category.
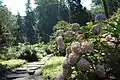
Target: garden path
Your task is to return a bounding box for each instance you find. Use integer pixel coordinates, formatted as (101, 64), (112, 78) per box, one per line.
(6, 54), (53, 80)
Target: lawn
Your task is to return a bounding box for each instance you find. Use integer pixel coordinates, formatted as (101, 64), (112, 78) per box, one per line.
(0, 59), (26, 69)
(42, 56), (65, 79)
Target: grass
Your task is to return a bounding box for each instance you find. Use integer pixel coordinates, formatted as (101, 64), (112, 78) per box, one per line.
(42, 56), (65, 79)
(0, 59), (26, 69)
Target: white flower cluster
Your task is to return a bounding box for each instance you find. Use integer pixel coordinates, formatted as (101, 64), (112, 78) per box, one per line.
(101, 33), (117, 48)
(91, 24), (102, 34)
(81, 41), (94, 52)
(56, 30), (64, 36)
(71, 42), (81, 54)
(76, 57), (90, 71)
(68, 53), (80, 66)
(71, 23), (80, 32)
(56, 41), (106, 80)
(56, 36), (65, 54)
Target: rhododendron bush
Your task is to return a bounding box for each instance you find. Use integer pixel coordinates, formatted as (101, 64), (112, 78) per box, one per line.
(51, 12), (120, 80)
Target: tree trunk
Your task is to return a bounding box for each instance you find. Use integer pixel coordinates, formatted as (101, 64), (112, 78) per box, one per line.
(102, 0), (109, 18)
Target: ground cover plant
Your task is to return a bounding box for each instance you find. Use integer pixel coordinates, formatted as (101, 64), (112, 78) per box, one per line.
(0, 59), (26, 69)
(42, 56), (65, 80)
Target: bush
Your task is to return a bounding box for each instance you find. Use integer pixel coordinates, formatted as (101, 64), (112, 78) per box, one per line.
(3, 42), (53, 62)
(36, 53), (43, 60)
(0, 59), (26, 69)
(53, 21), (71, 31)
(19, 46), (38, 62)
(51, 10), (120, 80)
(0, 46), (8, 54)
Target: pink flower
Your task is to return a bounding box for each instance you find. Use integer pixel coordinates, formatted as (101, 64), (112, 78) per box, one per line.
(76, 58), (90, 71)
(76, 33), (84, 42)
(104, 34), (117, 42)
(95, 64), (106, 78)
(81, 41), (94, 52)
(71, 42), (81, 54)
(105, 34), (112, 40)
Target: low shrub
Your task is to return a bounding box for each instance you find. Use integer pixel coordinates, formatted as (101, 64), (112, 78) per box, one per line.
(0, 59), (26, 69)
(19, 47), (38, 62)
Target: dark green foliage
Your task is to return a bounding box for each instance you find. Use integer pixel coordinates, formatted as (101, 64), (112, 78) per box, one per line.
(0, 42), (54, 61)
(35, 0), (59, 6)
(67, 0), (92, 25)
(106, 0), (120, 15)
(15, 13), (25, 44)
(53, 21), (71, 31)
(16, 43), (38, 62)
(0, 63), (7, 79)
(0, 24), (8, 46)
(92, 0), (120, 15)
(19, 48), (38, 62)
(92, 0), (102, 5)
(24, 0), (37, 44)
(0, 1), (17, 46)
(0, 0), (93, 44)
(101, 0), (109, 18)
(24, 11), (37, 44)
(35, 4), (69, 42)
(104, 10), (120, 38)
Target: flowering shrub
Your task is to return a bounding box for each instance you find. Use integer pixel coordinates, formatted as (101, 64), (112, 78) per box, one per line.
(70, 23), (80, 32)
(71, 42), (81, 54)
(95, 14), (107, 22)
(56, 36), (66, 56)
(51, 11), (120, 80)
(56, 40), (106, 80)
(76, 57), (90, 71)
(90, 24), (102, 34)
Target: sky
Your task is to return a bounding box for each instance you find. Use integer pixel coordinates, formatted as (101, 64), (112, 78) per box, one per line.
(2, 0), (92, 16)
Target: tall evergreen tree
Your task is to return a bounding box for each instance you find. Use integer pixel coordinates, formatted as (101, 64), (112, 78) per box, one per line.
(25, 0), (37, 44)
(15, 12), (25, 44)
(35, 0), (59, 6)
(0, 1), (18, 46)
(67, 0), (92, 25)
(92, 0), (120, 15)
(34, 0), (69, 42)
(101, 0), (108, 18)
